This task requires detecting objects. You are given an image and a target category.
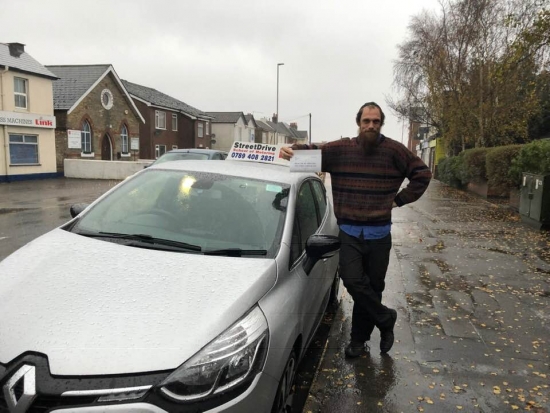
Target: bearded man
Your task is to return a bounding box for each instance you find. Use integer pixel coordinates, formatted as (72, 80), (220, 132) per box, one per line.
(280, 102), (432, 357)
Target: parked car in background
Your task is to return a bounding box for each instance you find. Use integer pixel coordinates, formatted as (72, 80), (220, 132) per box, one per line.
(149, 148), (228, 167)
(0, 156), (340, 412)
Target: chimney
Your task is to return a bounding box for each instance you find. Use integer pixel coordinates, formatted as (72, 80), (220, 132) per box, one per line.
(8, 43), (25, 58)
(272, 113), (278, 123)
(290, 122), (298, 129)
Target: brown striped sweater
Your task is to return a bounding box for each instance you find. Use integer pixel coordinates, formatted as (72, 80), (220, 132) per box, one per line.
(293, 135), (432, 226)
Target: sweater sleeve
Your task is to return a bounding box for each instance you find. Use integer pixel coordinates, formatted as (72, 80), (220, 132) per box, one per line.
(393, 145), (432, 207)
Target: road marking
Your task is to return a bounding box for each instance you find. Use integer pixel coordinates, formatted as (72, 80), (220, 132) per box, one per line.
(0, 237), (8, 241)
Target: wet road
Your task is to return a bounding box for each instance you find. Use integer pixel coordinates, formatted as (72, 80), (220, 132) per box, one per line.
(305, 180), (549, 413)
(0, 178), (120, 260)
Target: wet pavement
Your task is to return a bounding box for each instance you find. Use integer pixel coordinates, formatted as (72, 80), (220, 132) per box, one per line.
(304, 180), (549, 413)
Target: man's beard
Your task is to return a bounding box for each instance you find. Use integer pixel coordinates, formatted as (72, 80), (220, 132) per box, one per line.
(358, 130), (380, 155)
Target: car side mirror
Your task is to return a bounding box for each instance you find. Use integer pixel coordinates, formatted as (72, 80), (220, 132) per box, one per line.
(70, 203), (89, 218)
(303, 234), (340, 275)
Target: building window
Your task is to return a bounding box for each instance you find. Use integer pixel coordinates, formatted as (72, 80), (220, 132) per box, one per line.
(121, 125), (129, 154)
(206, 122), (209, 135)
(9, 134), (38, 164)
(81, 121), (92, 153)
(155, 144), (167, 159)
(14, 77), (28, 109)
(172, 114), (178, 131)
(198, 123), (204, 138)
(155, 111), (166, 129)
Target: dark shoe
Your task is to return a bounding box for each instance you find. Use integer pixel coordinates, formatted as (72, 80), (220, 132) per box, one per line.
(345, 340), (366, 358)
(380, 309), (397, 354)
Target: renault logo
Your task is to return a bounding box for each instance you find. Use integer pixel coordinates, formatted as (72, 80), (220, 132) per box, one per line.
(2, 364), (36, 413)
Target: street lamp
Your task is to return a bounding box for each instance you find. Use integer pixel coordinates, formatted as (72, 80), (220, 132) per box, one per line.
(276, 63), (284, 123)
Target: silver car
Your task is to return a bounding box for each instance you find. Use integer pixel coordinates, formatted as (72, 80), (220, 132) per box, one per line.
(0, 159), (340, 412)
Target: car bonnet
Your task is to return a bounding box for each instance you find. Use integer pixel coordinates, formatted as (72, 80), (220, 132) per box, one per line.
(0, 229), (277, 375)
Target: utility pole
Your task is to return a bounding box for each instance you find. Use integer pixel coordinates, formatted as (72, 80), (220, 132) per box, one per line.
(276, 63), (284, 123)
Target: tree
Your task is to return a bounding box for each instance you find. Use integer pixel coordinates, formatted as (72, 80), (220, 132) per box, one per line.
(388, 0), (549, 155)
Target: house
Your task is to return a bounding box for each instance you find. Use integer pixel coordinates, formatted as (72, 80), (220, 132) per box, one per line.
(244, 114), (260, 144)
(287, 122), (309, 144)
(122, 80), (213, 159)
(205, 112), (251, 152)
(255, 119), (276, 144)
(46, 64), (144, 171)
(0, 43), (58, 182)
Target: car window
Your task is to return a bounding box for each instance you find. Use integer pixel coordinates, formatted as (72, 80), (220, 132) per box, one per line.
(71, 170), (290, 257)
(155, 153), (209, 164)
(290, 181), (320, 264)
(211, 153), (222, 160)
(310, 180), (327, 224)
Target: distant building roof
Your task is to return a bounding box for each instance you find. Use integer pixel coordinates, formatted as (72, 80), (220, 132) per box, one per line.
(256, 119), (275, 132)
(0, 43), (57, 79)
(244, 114), (258, 128)
(206, 112), (246, 124)
(46, 65), (145, 123)
(122, 80), (211, 120)
(46, 65), (111, 110)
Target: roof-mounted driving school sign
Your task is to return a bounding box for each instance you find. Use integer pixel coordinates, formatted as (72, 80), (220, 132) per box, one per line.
(227, 141), (290, 166)
(0, 111), (56, 129)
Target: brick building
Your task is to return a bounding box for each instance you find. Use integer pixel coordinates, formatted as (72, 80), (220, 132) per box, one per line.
(46, 65), (144, 171)
(122, 80), (213, 159)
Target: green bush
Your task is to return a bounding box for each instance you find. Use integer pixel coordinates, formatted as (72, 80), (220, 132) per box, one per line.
(462, 148), (489, 184)
(510, 139), (550, 183)
(437, 153), (467, 187)
(436, 157), (450, 183)
(449, 152), (468, 187)
(486, 145), (523, 189)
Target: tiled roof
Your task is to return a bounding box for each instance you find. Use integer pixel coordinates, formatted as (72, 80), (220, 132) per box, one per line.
(256, 119), (275, 132)
(46, 65), (110, 110)
(206, 112), (245, 124)
(122, 80), (211, 119)
(0, 43), (57, 79)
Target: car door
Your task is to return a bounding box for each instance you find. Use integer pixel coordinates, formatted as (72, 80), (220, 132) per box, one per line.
(309, 179), (336, 294)
(289, 179), (327, 342)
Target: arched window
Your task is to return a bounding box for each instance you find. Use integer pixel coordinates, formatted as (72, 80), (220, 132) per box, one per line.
(121, 125), (129, 154)
(81, 121), (92, 153)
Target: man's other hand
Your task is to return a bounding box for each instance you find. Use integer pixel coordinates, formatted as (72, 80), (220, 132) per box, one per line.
(279, 146), (294, 160)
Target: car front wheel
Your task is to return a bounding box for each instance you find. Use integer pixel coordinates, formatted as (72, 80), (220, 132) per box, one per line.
(271, 349), (297, 413)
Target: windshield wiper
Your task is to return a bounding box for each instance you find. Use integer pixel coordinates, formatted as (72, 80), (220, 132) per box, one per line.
(77, 231), (202, 251)
(203, 248), (268, 257)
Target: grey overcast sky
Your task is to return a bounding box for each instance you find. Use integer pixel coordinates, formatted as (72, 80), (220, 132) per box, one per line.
(1, 0), (439, 144)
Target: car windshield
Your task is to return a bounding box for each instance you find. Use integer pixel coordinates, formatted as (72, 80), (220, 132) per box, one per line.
(155, 152), (210, 164)
(70, 169), (290, 257)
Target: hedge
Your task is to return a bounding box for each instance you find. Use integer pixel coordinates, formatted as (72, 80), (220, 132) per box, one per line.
(486, 145), (523, 190)
(438, 139), (550, 189)
(437, 153), (466, 187)
(462, 147), (489, 184)
(510, 139), (550, 184)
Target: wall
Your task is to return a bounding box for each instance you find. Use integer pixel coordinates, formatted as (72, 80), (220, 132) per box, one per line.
(64, 159), (153, 179)
(210, 123), (237, 152)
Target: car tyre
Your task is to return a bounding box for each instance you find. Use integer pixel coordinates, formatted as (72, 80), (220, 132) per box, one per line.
(271, 349), (297, 413)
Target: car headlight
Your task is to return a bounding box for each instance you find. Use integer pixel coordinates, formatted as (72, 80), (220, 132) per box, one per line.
(159, 306), (269, 402)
